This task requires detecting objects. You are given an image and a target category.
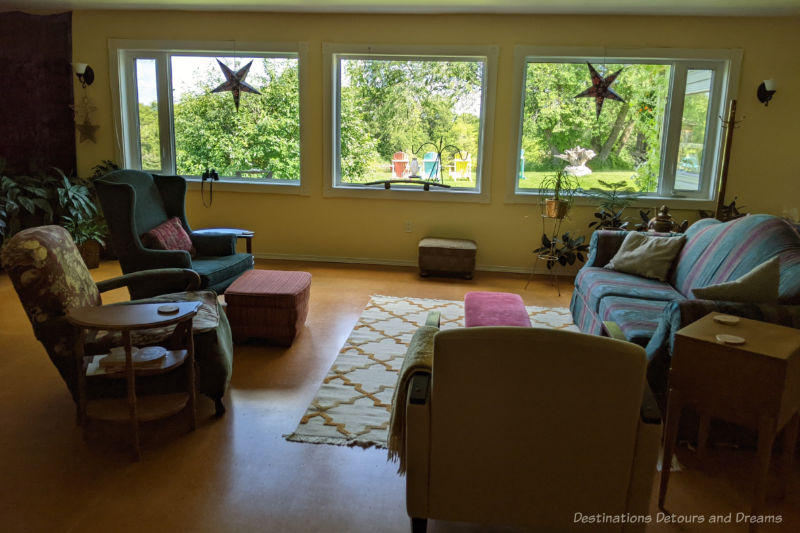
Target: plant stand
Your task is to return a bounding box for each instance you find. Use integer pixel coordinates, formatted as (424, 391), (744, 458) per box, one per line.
(525, 214), (564, 295)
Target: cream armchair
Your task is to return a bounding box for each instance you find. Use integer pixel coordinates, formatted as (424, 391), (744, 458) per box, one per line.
(399, 326), (661, 533)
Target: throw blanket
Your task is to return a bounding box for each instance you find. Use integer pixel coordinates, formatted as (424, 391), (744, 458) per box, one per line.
(387, 324), (438, 474)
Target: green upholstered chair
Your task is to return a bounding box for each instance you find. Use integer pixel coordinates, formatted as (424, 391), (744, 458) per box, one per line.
(95, 169), (253, 299)
(1, 225), (234, 415)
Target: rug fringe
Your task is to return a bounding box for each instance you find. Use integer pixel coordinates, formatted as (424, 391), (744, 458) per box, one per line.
(284, 433), (387, 450)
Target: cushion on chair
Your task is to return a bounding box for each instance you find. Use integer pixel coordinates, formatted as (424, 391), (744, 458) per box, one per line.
(191, 254), (255, 291)
(141, 217), (196, 257)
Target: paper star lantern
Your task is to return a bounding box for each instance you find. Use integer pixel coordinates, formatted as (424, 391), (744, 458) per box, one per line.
(575, 63), (625, 118)
(76, 116), (99, 143)
(210, 59), (261, 111)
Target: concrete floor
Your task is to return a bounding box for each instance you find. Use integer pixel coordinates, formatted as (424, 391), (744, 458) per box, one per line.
(1, 259), (797, 532)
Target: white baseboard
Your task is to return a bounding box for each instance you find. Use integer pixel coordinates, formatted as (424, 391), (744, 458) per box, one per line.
(253, 252), (577, 276)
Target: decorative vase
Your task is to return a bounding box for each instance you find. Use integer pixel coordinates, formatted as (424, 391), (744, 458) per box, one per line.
(545, 199), (569, 219)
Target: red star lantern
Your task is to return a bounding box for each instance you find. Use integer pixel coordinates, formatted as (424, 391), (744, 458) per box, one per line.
(210, 59), (261, 111)
(575, 63), (625, 118)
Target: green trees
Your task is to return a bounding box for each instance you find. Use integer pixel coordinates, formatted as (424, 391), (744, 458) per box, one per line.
(521, 62), (670, 192)
(338, 59), (483, 183)
(171, 58), (300, 180)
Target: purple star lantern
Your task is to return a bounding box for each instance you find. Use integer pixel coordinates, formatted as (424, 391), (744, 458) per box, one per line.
(211, 59), (261, 111)
(575, 63), (625, 118)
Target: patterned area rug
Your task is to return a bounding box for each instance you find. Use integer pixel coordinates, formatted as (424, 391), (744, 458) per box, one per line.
(285, 294), (578, 449)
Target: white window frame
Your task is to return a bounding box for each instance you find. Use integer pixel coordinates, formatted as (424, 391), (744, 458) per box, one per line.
(109, 39), (309, 195)
(323, 43), (498, 203)
(507, 46), (742, 208)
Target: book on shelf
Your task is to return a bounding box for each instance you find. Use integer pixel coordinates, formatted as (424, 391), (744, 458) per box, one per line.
(99, 346), (167, 370)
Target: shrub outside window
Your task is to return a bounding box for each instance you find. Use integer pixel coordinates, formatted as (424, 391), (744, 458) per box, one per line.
(112, 41), (303, 187)
(325, 44), (497, 200)
(511, 48), (740, 202)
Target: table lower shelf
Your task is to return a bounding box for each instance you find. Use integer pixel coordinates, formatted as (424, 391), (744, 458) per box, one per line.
(86, 393), (189, 422)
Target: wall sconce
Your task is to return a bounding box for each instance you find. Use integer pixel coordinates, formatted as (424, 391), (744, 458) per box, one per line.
(74, 63), (94, 88)
(757, 79), (776, 106)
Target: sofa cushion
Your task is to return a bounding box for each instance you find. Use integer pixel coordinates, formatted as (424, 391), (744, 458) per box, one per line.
(599, 296), (670, 347)
(692, 256), (780, 303)
(606, 232), (686, 282)
(575, 267), (684, 313)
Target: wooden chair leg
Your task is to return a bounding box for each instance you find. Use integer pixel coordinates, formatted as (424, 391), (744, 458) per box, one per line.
(697, 414), (711, 462)
(659, 389), (683, 512)
(214, 397), (226, 417)
(750, 416), (777, 533)
(411, 517), (427, 533)
(778, 412), (800, 499)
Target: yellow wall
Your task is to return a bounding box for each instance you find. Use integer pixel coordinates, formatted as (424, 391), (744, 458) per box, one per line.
(71, 10), (800, 272)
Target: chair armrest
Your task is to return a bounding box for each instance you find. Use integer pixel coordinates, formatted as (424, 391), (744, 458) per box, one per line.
(96, 268), (201, 297)
(190, 232), (237, 256)
(425, 312), (441, 328)
(131, 247), (194, 269)
(405, 371), (431, 518)
(585, 230), (629, 268)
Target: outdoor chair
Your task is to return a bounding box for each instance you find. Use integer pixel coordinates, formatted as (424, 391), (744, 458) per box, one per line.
(95, 169), (253, 299)
(392, 151), (409, 178)
(447, 152), (472, 181)
(391, 325), (661, 533)
(1, 225), (234, 415)
(422, 152), (440, 181)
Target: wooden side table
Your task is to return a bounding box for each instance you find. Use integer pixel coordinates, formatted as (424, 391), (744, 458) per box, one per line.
(659, 312), (800, 532)
(67, 301), (201, 460)
(194, 227), (254, 254)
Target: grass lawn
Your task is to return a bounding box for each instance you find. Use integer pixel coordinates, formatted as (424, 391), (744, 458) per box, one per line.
(520, 170), (636, 190)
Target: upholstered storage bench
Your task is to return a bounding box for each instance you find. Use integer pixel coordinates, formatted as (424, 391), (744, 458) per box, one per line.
(464, 291), (531, 327)
(224, 269), (311, 345)
(418, 237), (477, 279)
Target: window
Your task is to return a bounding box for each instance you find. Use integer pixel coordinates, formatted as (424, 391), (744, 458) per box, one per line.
(324, 44), (497, 200)
(511, 47), (740, 202)
(111, 41), (304, 188)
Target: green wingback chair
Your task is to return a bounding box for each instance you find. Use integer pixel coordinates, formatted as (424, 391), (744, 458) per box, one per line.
(1, 225), (234, 415)
(95, 169), (253, 299)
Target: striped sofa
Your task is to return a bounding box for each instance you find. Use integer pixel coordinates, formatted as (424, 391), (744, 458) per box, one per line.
(570, 214), (800, 393)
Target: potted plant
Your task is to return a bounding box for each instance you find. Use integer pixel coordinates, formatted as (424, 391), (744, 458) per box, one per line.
(61, 215), (106, 268)
(533, 231), (590, 270)
(587, 180), (638, 230)
(539, 168), (580, 219)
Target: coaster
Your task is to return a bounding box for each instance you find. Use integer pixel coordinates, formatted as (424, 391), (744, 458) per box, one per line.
(157, 304), (180, 315)
(716, 333), (745, 345)
(713, 314), (740, 325)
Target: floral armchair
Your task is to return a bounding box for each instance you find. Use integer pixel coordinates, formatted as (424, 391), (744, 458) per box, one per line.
(1, 225), (233, 415)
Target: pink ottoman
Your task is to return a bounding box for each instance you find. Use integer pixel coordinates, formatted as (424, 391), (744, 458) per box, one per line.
(224, 270), (311, 345)
(464, 291), (531, 327)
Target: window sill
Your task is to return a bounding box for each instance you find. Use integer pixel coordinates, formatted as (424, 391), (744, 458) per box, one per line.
(323, 183), (491, 204)
(506, 190), (717, 212)
(186, 179), (308, 196)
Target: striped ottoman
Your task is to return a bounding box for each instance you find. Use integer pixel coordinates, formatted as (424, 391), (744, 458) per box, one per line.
(224, 269), (311, 345)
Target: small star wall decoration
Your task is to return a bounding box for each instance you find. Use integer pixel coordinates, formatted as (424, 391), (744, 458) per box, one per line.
(210, 59), (261, 111)
(76, 115), (99, 143)
(575, 63), (625, 118)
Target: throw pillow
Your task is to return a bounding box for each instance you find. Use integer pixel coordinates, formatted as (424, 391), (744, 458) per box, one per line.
(605, 232), (686, 282)
(141, 217), (195, 257)
(692, 256), (780, 303)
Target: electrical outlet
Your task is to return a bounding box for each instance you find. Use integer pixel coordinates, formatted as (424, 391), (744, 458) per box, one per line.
(404, 221), (412, 233)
